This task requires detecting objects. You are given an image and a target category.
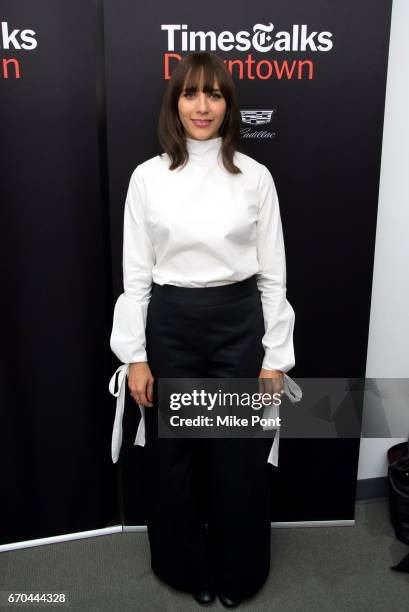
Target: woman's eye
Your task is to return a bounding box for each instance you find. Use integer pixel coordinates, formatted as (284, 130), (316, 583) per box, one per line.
(183, 92), (222, 100)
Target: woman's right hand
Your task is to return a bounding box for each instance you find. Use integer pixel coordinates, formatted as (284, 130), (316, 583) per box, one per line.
(128, 362), (154, 407)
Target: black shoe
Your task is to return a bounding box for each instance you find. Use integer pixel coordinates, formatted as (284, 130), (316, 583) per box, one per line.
(218, 593), (242, 608)
(192, 588), (216, 605)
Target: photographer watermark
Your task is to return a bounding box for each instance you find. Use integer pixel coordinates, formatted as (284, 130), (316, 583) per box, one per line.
(157, 377), (285, 439)
(155, 377), (409, 440)
(168, 386), (283, 409)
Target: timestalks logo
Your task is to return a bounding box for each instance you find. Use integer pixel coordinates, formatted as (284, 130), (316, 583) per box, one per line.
(0, 22), (37, 50)
(161, 23), (333, 53)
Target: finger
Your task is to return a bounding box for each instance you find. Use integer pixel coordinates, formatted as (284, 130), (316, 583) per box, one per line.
(129, 387), (143, 405)
(276, 380), (285, 396)
(139, 381), (155, 407)
(140, 387), (151, 406)
(141, 381), (153, 407)
(146, 379), (154, 406)
(263, 378), (275, 403)
(130, 391), (140, 404)
(269, 377), (282, 396)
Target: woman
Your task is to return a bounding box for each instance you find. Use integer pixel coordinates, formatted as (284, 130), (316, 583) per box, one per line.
(109, 51), (299, 608)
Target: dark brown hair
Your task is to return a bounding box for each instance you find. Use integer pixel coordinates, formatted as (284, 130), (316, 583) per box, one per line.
(157, 52), (242, 174)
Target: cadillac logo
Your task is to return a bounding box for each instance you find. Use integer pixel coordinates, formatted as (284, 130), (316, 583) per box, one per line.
(240, 110), (274, 125)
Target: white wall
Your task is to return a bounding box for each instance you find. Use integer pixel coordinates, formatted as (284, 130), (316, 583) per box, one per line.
(358, 0), (409, 480)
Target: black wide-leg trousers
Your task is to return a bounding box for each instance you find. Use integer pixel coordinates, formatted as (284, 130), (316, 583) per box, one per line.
(143, 275), (273, 600)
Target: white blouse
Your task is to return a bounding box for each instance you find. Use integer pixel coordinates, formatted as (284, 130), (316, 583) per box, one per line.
(109, 135), (302, 467)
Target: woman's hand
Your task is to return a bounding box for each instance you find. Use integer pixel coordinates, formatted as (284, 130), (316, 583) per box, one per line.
(128, 362), (154, 407)
(258, 368), (284, 400)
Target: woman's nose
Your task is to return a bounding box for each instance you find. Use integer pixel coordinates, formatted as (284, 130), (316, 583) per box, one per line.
(196, 92), (209, 113)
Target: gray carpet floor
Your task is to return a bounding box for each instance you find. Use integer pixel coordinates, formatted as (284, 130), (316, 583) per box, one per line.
(1, 498), (409, 611)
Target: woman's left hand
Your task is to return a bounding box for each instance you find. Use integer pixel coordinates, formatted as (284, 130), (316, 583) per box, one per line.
(258, 368), (284, 399)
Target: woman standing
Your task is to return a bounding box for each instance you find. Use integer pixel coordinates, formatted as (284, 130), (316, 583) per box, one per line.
(109, 51), (296, 608)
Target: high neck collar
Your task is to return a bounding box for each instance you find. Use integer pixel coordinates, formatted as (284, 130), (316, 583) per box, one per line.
(185, 135), (223, 164)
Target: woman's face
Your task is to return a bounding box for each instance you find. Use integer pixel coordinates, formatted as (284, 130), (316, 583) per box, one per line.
(177, 71), (227, 141)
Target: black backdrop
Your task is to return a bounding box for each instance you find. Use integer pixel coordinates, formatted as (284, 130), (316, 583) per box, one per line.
(0, 1), (119, 545)
(104, 0), (392, 525)
(1, 0), (392, 545)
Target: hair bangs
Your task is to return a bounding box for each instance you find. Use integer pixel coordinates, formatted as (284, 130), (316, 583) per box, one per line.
(183, 62), (220, 95)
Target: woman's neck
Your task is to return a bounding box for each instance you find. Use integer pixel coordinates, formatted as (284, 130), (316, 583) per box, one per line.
(185, 135), (223, 164)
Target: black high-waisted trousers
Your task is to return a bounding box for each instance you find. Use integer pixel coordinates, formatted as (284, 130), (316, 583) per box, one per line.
(143, 275), (273, 600)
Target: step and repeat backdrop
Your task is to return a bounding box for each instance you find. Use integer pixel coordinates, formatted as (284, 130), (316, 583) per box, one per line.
(104, 0), (392, 525)
(1, 0), (392, 545)
(0, 1), (119, 545)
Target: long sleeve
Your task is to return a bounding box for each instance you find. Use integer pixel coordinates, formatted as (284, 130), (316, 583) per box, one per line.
(110, 166), (155, 364)
(256, 165), (295, 373)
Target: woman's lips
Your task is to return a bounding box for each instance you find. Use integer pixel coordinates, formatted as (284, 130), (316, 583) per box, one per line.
(192, 119), (212, 128)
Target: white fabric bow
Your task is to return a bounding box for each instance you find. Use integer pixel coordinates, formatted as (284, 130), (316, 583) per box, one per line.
(263, 373), (303, 466)
(108, 363), (145, 463)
